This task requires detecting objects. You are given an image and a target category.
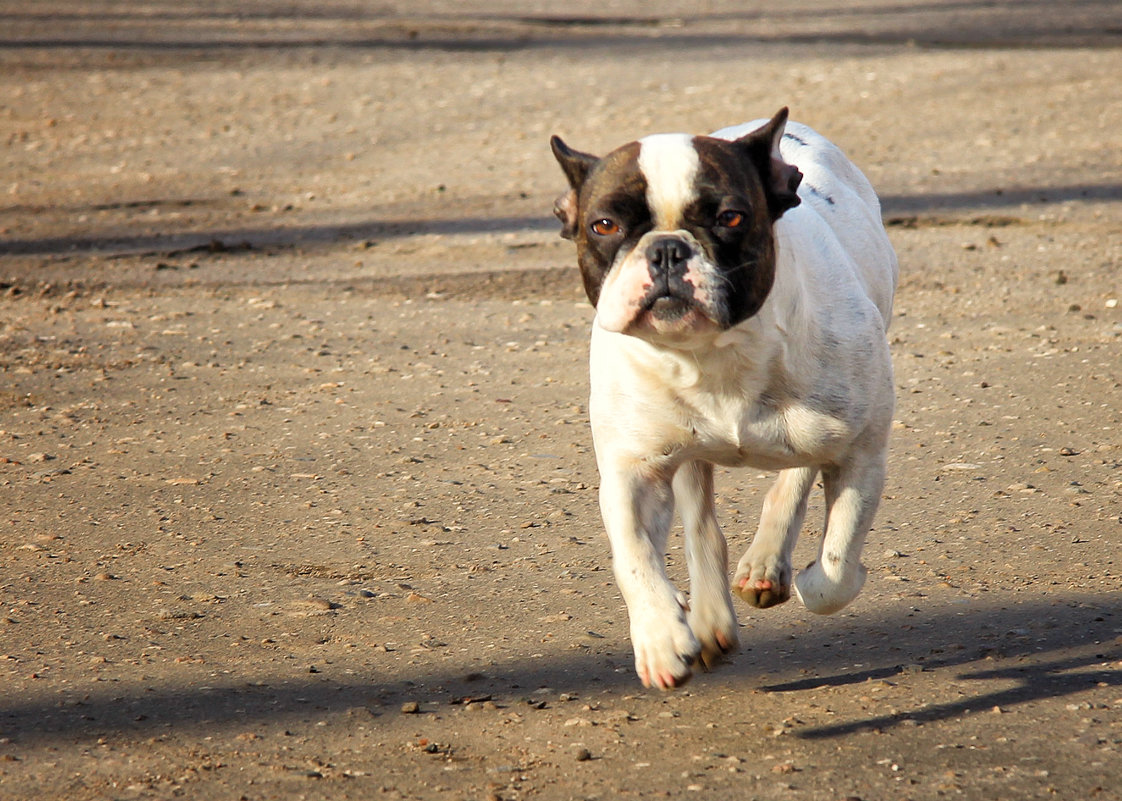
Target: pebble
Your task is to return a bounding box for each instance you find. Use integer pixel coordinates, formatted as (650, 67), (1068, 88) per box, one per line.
(574, 747), (592, 762)
(286, 598), (337, 616)
(400, 701), (420, 714)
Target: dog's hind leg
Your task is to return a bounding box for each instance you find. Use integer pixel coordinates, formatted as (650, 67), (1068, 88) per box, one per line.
(674, 460), (738, 669)
(732, 466), (816, 608)
(793, 447), (886, 614)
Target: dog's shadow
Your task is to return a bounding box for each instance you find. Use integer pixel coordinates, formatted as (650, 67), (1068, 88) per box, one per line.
(780, 649), (1118, 739)
(729, 594), (1120, 739)
(5, 594), (1117, 749)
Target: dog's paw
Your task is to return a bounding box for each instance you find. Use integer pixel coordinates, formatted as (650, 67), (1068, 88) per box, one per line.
(688, 595), (739, 670)
(793, 559), (867, 615)
(631, 612), (701, 690)
(732, 549), (792, 608)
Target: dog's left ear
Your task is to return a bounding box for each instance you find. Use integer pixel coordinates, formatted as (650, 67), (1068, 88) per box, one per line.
(734, 107), (803, 220)
(550, 135), (599, 240)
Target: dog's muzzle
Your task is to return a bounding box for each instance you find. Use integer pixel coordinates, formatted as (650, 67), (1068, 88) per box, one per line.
(643, 236), (697, 321)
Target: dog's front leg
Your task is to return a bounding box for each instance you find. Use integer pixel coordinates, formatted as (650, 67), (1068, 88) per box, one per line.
(794, 447), (887, 614)
(599, 462), (701, 689)
(733, 466), (817, 608)
(673, 460), (738, 668)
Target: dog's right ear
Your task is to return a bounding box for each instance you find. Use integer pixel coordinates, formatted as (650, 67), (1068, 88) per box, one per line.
(550, 135), (598, 240)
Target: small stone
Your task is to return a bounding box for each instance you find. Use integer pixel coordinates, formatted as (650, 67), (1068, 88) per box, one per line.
(287, 597), (337, 616)
(400, 701), (420, 714)
(574, 748), (592, 762)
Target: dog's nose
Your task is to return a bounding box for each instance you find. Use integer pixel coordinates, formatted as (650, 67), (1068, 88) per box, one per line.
(646, 237), (692, 276)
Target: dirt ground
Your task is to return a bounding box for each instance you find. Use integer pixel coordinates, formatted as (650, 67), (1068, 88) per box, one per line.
(2, 2), (1121, 799)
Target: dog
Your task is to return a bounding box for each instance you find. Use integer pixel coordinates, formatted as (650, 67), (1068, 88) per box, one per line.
(550, 108), (898, 689)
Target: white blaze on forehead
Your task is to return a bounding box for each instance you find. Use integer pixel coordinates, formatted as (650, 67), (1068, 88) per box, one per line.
(637, 133), (699, 229)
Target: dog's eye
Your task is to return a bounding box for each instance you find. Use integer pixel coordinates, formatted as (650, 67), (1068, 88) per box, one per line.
(591, 218), (621, 237)
(716, 210), (745, 229)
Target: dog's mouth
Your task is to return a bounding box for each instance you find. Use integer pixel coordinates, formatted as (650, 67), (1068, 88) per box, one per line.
(644, 294), (694, 322)
(628, 291), (718, 340)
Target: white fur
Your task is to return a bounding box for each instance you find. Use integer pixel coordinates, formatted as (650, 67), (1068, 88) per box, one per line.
(638, 133), (700, 229)
(589, 118), (898, 689)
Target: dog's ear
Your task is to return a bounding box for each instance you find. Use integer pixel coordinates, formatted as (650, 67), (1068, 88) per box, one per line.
(733, 107), (802, 220)
(550, 135), (598, 240)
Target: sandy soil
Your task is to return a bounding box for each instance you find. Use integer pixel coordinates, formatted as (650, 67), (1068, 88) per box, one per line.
(1, 2), (1121, 799)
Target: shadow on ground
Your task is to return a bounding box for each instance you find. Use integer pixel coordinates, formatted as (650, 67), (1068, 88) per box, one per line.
(4, 595), (1116, 746)
(2, 183), (1119, 264)
(2, 1), (1121, 53)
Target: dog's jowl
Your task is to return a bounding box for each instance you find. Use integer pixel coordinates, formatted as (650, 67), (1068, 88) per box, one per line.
(551, 108), (898, 689)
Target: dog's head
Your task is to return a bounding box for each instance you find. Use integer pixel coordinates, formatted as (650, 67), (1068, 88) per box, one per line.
(551, 108), (802, 343)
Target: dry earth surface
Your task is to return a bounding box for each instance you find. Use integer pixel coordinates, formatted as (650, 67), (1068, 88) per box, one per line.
(1, 2), (1121, 800)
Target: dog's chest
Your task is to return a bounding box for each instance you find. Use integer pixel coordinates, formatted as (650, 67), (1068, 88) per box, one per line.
(602, 342), (855, 470)
(674, 385), (854, 470)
